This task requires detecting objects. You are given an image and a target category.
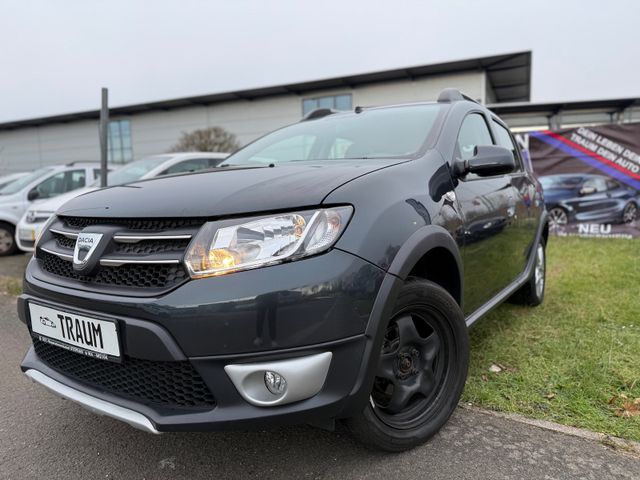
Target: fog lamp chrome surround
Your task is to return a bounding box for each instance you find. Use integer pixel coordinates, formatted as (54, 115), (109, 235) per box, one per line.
(224, 352), (332, 407)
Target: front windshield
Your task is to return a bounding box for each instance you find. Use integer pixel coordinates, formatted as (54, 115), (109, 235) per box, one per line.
(0, 167), (54, 195)
(92, 156), (172, 186)
(224, 104), (442, 166)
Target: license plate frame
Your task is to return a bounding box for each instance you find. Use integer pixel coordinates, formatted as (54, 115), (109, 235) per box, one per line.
(28, 302), (122, 363)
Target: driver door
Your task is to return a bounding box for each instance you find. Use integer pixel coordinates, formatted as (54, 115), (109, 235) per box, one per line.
(452, 113), (514, 316)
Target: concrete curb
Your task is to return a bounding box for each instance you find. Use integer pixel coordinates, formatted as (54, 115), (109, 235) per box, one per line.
(461, 404), (640, 458)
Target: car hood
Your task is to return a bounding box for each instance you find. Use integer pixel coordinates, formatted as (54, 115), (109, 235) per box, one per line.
(0, 192), (21, 205)
(58, 161), (405, 218)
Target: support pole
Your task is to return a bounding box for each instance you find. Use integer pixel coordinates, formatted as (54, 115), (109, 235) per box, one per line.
(99, 88), (109, 187)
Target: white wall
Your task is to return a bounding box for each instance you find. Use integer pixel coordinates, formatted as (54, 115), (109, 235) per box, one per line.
(0, 71), (486, 174)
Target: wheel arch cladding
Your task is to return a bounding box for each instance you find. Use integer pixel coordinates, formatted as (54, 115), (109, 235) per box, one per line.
(387, 225), (463, 307)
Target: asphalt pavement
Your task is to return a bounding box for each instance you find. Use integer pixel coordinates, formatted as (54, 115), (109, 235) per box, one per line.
(0, 256), (638, 479)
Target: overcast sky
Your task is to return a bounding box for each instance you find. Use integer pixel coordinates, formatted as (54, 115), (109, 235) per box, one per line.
(1, 0), (638, 123)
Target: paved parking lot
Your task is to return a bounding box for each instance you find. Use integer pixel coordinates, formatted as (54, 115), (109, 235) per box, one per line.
(1, 257), (638, 479)
(0, 253), (30, 278)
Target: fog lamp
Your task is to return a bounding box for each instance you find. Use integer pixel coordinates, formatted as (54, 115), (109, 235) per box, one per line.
(264, 371), (287, 396)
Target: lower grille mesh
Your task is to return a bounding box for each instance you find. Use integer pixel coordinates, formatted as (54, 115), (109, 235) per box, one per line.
(33, 338), (216, 410)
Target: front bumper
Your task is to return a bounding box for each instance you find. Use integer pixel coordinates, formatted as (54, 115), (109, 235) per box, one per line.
(20, 249), (402, 432)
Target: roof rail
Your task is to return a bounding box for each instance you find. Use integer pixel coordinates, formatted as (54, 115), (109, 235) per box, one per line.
(301, 108), (338, 121)
(437, 88), (480, 105)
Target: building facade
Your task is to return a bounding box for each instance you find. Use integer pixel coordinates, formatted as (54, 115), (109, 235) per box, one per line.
(0, 52), (531, 174)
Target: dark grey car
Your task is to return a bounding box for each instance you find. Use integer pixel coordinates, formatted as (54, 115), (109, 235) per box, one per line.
(19, 89), (548, 451)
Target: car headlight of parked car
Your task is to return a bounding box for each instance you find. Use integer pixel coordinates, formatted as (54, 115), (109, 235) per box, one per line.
(185, 206), (353, 278)
(26, 210), (55, 224)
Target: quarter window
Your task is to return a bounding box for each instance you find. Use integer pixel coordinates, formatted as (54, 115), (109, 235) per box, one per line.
(492, 120), (522, 171)
(302, 94), (352, 116)
(109, 120), (133, 164)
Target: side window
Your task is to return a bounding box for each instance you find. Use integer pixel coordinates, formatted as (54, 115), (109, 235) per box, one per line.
(160, 158), (212, 176)
(456, 113), (493, 162)
(34, 169), (86, 199)
(208, 157), (225, 168)
(606, 179), (619, 190)
(492, 120), (522, 171)
(583, 177), (607, 193)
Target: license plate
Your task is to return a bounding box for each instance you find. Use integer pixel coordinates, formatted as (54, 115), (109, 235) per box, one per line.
(29, 303), (121, 361)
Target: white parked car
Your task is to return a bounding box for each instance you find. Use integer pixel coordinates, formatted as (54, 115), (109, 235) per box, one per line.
(0, 163), (102, 256)
(16, 152), (228, 252)
(0, 172), (29, 190)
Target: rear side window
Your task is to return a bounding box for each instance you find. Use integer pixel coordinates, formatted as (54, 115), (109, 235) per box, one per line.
(492, 120), (523, 171)
(456, 113), (493, 161)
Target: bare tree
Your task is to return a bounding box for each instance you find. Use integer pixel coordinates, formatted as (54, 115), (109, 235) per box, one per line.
(169, 127), (241, 153)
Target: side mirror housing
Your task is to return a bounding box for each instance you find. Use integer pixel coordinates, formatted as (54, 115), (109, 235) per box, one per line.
(454, 145), (516, 178)
(27, 189), (40, 201)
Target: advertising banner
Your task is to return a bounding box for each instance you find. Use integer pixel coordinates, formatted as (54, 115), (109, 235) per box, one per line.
(516, 123), (640, 239)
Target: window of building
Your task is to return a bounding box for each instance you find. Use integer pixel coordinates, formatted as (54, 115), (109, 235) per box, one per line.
(302, 94), (352, 116)
(108, 120), (133, 164)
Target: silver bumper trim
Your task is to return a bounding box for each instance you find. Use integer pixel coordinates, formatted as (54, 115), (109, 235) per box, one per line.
(24, 369), (160, 434)
(224, 352), (332, 407)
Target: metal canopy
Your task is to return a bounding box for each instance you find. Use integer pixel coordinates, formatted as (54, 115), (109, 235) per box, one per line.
(488, 97), (640, 116)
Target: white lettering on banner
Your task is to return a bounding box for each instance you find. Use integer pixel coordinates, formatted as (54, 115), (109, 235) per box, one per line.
(577, 223), (612, 235)
(568, 127), (640, 175)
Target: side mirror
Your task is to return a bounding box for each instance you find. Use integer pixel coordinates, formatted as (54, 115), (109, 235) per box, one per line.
(27, 189), (40, 201)
(454, 145), (515, 178)
(579, 186), (597, 196)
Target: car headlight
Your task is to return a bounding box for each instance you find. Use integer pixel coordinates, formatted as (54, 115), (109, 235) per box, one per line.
(184, 206), (353, 278)
(26, 210), (54, 224)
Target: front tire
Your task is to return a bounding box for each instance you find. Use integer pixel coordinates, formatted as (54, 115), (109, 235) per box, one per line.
(344, 278), (469, 452)
(0, 222), (18, 257)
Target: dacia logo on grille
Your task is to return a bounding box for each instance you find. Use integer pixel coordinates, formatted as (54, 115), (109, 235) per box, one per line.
(73, 233), (104, 269)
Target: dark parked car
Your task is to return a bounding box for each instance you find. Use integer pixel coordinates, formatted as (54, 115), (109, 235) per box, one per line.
(540, 173), (638, 229)
(19, 89), (548, 451)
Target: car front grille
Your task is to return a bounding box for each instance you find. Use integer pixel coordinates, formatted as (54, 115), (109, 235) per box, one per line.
(33, 338), (216, 410)
(41, 251), (188, 289)
(35, 216), (203, 294)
